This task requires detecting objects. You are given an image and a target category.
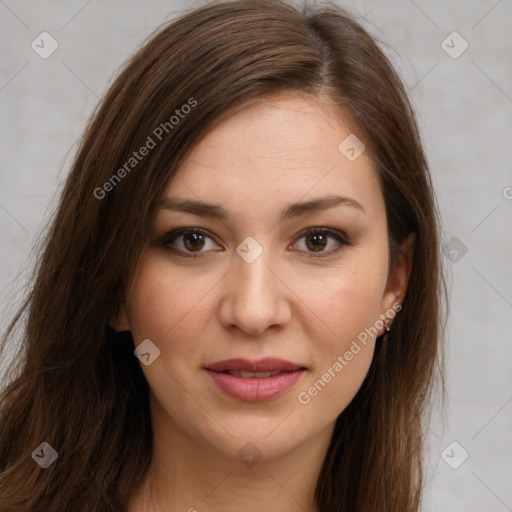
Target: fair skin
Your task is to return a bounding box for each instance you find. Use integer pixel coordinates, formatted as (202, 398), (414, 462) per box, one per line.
(116, 92), (414, 512)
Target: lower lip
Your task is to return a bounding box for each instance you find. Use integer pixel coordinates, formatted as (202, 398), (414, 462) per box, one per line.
(205, 369), (306, 401)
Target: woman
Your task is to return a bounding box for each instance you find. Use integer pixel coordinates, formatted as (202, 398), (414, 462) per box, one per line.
(0, 0), (447, 510)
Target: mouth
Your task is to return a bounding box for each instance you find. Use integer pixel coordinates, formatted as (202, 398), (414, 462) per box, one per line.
(204, 358), (307, 401)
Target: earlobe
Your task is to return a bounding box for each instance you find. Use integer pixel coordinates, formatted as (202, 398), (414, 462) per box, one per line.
(393, 232), (415, 302)
(380, 233), (415, 330)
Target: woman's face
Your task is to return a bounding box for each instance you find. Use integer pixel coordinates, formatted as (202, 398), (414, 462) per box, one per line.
(116, 92), (412, 464)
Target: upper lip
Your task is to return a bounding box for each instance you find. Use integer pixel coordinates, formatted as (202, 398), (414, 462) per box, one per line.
(205, 358), (306, 373)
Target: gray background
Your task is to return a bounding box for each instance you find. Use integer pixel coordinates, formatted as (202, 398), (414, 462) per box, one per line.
(1, 0), (511, 510)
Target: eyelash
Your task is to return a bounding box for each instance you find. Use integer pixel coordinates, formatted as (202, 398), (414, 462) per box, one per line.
(159, 226), (351, 259)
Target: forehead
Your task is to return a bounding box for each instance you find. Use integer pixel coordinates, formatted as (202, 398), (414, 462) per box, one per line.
(162, 93), (384, 223)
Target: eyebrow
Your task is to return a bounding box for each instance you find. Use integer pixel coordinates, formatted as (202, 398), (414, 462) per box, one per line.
(154, 194), (366, 221)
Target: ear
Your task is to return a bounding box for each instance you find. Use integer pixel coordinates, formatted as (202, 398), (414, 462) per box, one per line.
(109, 299), (131, 332)
(379, 233), (415, 334)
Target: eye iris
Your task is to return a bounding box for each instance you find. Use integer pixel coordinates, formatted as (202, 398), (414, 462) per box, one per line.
(306, 232), (327, 252)
(183, 232), (205, 251)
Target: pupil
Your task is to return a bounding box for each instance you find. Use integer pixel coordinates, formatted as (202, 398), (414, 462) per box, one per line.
(307, 233), (326, 251)
(184, 232), (204, 251)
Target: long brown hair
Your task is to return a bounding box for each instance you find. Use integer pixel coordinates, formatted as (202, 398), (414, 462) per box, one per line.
(0, 1), (447, 510)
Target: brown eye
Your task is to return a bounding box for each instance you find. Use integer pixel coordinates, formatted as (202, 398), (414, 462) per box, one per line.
(182, 231), (206, 252)
(305, 232), (328, 252)
(161, 228), (218, 256)
(293, 227), (349, 257)
(160, 226), (350, 259)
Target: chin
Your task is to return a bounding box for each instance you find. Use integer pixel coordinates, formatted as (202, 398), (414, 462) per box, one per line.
(195, 415), (310, 464)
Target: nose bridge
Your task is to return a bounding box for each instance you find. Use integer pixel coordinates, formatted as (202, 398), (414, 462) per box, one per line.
(236, 246), (275, 303)
(221, 236), (289, 335)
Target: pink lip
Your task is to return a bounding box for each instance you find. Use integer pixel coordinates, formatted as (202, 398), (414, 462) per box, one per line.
(204, 358), (307, 401)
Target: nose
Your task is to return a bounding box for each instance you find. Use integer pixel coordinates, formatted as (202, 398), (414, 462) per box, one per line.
(218, 247), (292, 337)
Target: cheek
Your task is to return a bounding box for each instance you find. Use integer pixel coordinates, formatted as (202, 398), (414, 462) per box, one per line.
(313, 258), (387, 345)
(299, 257), (386, 409)
(295, 298), (379, 420)
(127, 254), (215, 351)
(127, 256), (215, 411)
